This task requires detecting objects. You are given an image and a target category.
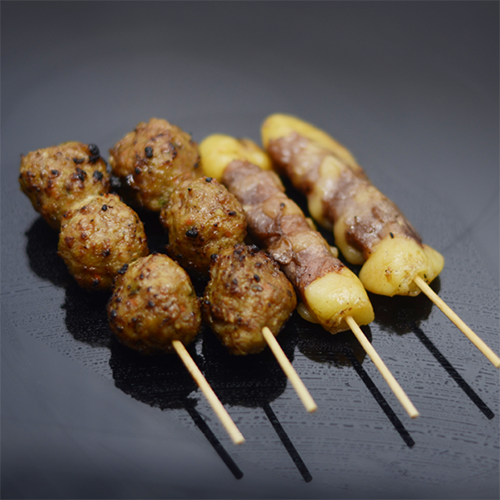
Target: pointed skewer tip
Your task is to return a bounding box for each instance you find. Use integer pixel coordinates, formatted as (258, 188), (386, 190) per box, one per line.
(345, 316), (420, 419)
(172, 340), (246, 445)
(413, 276), (500, 369)
(261, 327), (318, 413)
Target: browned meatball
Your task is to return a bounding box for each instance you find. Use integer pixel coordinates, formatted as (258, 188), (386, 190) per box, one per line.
(107, 254), (202, 354)
(109, 118), (201, 211)
(202, 244), (297, 355)
(160, 176), (247, 275)
(19, 142), (110, 230)
(58, 194), (149, 290)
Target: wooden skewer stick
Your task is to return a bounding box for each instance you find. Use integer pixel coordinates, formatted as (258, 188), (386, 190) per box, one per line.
(414, 276), (500, 368)
(345, 316), (420, 419)
(262, 327), (318, 413)
(172, 340), (245, 445)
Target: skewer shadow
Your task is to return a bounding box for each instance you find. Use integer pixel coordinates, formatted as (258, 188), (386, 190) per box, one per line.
(295, 317), (366, 368)
(25, 211), (244, 477)
(343, 346), (415, 447)
(201, 325), (313, 482)
(410, 324), (494, 420)
(369, 282), (438, 336)
(25, 217), (73, 288)
(62, 285), (244, 479)
(370, 283), (495, 420)
(62, 282), (112, 348)
(295, 318), (415, 448)
(109, 335), (244, 479)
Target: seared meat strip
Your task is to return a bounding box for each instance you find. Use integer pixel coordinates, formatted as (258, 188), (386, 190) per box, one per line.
(262, 114), (444, 296)
(199, 135), (374, 335)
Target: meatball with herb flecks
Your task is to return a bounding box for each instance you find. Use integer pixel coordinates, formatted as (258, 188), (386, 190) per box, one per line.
(109, 118), (201, 211)
(203, 244), (297, 355)
(108, 254), (201, 355)
(160, 176), (247, 275)
(19, 142), (110, 230)
(58, 194), (148, 290)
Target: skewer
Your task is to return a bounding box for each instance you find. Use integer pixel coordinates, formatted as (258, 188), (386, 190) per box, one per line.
(172, 339), (246, 445)
(345, 316), (420, 419)
(262, 402), (313, 482)
(261, 327), (318, 413)
(200, 134), (418, 419)
(414, 276), (500, 368)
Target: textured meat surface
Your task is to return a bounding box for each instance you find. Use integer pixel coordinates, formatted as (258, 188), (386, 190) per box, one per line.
(109, 118), (201, 211)
(58, 193), (149, 290)
(268, 133), (422, 259)
(160, 176), (246, 274)
(203, 244), (296, 355)
(107, 254), (201, 354)
(222, 160), (344, 298)
(19, 142), (110, 230)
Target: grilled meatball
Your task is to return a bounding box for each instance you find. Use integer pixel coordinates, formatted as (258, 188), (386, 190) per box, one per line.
(109, 118), (201, 211)
(202, 244), (297, 356)
(160, 176), (247, 274)
(108, 254), (201, 355)
(19, 142), (110, 229)
(58, 194), (148, 290)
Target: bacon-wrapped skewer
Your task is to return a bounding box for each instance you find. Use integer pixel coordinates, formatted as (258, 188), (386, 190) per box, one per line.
(200, 134), (419, 418)
(161, 175), (316, 412)
(261, 114), (499, 368)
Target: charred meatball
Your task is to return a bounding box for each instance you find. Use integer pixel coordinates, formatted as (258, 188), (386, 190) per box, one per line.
(19, 142), (110, 229)
(108, 254), (201, 354)
(160, 176), (247, 275)
(109, 118), (201, 211)
(58, 194), (149, 290)
(202, 244), (297, 355)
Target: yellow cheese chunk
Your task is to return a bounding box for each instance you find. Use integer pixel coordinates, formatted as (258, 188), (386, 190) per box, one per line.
(303, 267), (374, 334)
(199, 134), (272, 180)
(262, 114), (357, 167)
(333, 215), (365, 265)
(359, 234), (444, 296)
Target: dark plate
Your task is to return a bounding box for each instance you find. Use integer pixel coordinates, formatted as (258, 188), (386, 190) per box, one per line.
(2, 3), (498, 499)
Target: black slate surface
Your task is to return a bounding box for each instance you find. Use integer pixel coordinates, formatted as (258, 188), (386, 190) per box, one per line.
(2, 3), (498, 499)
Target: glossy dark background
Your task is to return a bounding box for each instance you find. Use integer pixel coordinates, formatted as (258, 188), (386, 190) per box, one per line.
(2, 2), (499, 499)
